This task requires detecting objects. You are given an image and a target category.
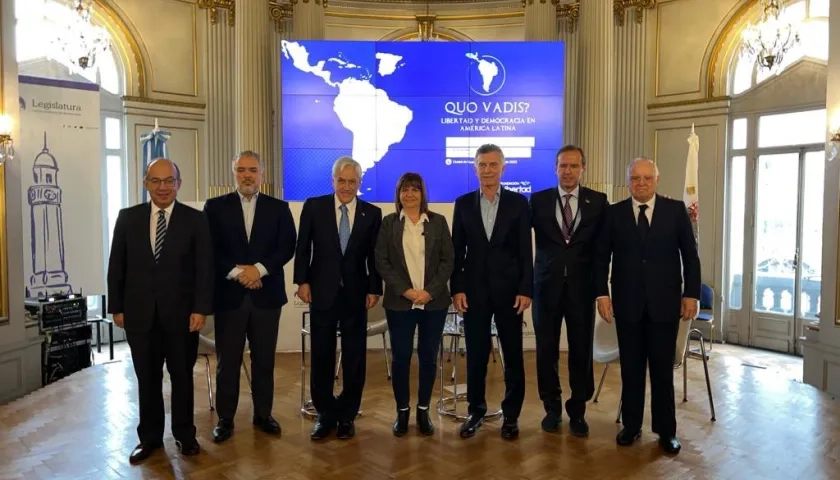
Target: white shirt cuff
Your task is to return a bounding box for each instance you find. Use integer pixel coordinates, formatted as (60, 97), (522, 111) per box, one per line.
(227, 267), (243, 280)
(255, 263), (268, 277)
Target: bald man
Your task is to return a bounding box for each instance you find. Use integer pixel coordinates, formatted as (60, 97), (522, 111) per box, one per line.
(107, 158), (213, 463)
(595, 158), (700, 455)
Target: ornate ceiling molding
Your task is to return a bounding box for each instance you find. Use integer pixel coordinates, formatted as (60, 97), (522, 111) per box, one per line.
(614, 0), (655, 26)
(554, 1), (579, 34)
(198, 0), (235, 27)
(269, 1), (294, 33)
(291, 0), (328, 6)
(552, 0), (654, 33)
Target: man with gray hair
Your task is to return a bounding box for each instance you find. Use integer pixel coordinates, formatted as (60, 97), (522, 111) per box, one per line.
(294, 156), (383, 441)
(203, 150), (297, 443)
(451, 144), (533, 440)
(595, 157), (700, 454)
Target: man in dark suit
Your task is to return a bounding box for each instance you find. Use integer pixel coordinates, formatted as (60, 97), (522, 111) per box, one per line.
(203, 151), (297, 443)
(294, 156), (383, 441)
(107, 158), (213, 463)
(530, 145), (608, 437)
(595, 157), (700, 454)
(451, 144), (533, 440)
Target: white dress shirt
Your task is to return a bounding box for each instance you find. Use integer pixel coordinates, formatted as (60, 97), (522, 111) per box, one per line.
(631, 195), (655, 225)
(556, 184), (581, 235)
(227, 192), (268, 281)
(150, 202), (174, 255)
(400, 211), (429, 310)
(335, 194), (357, 231)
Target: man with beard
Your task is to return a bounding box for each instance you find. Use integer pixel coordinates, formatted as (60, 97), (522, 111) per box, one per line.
(203, 151), (297, 443)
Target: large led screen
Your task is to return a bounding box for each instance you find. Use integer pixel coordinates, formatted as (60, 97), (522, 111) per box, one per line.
(280, 40), (565, 202)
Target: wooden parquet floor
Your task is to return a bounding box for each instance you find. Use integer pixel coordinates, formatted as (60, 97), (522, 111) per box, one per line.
(0, 343), (837, 480)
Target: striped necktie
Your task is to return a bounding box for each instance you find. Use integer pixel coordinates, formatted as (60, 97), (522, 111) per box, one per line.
(154, 210), (167, 262)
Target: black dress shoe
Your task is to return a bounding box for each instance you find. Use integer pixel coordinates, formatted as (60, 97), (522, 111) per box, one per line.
(459, 414), (484, 438)
(569, 417), (589, 437)
(541, 412), (561, 433)
(616, 428), (641, 446)
(659, 436), (681, 454)
(336, 421), (355, 440)
(310, 418), (335, 440)
(176, 439), (201, 456)
(253, 416), (282, 435)
(129, 442), (161, 464)
(213, 418), (234, 443)
(416, 408), (434, 436)
(500, 418), (519, 440)
(393, 409), (410, 437)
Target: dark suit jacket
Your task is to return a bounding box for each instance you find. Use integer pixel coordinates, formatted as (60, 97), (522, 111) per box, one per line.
(530, 186), (608, 307)
(293, 194), (383, 310)
(203, 192), (297, 312)
(450, 188), (533, 304)
(594, 194), (701, 324)
(107, 201), (213, 333)
(374, 211), (454, 311)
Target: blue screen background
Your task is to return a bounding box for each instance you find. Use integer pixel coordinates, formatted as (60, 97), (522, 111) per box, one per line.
(281, 40), (565, 202)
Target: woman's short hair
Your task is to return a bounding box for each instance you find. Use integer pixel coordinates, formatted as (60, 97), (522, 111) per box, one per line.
(394, 172), (429, 214)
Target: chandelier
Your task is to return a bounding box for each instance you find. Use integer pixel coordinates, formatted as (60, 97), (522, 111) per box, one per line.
(741, 0), (800, 71)
(51, 0), (111, 71)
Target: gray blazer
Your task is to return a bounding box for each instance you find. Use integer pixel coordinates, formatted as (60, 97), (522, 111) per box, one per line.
(374, 211), (454, 311)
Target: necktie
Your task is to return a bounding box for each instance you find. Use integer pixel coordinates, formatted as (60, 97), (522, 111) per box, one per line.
(637, 204), (650, 239)
(561, 193), (573, 242)
(154, 210), (167, 262)
(339, 204), (350, 254)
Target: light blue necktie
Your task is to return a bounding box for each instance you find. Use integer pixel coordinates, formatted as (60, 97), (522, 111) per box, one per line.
(339, 204), (350, 254)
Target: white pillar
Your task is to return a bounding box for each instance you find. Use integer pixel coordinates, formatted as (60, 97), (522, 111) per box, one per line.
(612, 10), (648, 200)
(524, 0), (557, 40)
(292, 0), (326, 40)
(558, 11), (579, 146)
(206, 9), (236, 197)
(235, 0), (275, 194)
(578, 0), (615, 200)
(271, 4), (293, 197)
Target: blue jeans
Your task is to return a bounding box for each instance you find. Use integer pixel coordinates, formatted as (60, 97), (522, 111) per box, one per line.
(386, 308), (448, 409)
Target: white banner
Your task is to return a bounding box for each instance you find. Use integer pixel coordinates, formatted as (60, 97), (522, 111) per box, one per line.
(18, 76), (104, 300)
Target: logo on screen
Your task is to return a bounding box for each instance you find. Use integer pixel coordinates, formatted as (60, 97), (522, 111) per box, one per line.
(467, 53), (507, 97)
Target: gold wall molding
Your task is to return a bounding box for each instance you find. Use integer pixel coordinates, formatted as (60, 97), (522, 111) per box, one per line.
(392, 30), (463, 41)
(0, 165), (8, 321)
(706, 0), (758, 98)
(325, 11), (522, 21)
(521, 0), (550, 5)
(614, 0), (655, 27)
(292, 0), (328, 6)
(647, 95), (730, 109)
(416, 14), (436, 39)
(123, 95), (207, 109)
(198, 0), (235, 27)
(93, 0), (149, 97)
(269, 2), (294, 33)
(555, 1), (579, 34)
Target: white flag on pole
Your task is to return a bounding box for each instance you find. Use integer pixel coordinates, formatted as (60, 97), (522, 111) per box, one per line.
(684, 124), (700, 249)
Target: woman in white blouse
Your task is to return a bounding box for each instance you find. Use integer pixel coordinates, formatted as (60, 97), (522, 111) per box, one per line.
(374, 172), (455, 437)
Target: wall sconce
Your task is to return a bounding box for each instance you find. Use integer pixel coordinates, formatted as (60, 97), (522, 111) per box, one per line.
(829, 127), (840, 162)
(0, 115), (14, 165)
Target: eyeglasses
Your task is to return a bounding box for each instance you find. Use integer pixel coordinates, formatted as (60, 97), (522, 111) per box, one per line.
(147, 177), (177, 186)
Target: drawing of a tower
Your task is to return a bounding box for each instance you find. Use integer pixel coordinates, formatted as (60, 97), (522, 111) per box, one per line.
(26, 132), (72, 298)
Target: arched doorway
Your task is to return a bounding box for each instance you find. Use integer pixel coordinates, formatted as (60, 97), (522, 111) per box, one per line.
(723, 0), (828, 354)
